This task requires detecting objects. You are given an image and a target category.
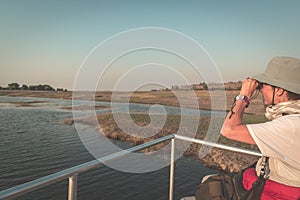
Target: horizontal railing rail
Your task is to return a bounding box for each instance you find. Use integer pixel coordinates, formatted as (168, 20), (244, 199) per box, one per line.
(0, 134), (261, 200)
(175, 135), (262, 157)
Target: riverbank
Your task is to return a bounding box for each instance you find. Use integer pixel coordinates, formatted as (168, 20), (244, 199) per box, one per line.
(66, 112), (266, 173)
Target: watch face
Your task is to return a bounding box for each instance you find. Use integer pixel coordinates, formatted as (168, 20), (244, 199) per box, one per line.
(235, 94), (249, 107)
(236, 95), (245, 100)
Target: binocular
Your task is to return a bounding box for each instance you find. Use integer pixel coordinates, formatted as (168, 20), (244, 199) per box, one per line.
(256, 81), (263, 90)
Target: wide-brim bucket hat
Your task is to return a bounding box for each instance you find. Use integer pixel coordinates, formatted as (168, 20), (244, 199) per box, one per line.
(252, 56), (300, 94)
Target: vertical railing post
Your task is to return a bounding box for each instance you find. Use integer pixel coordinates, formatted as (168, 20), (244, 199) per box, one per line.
(169, 138), (175, 200)
(68, 173), (78, 200)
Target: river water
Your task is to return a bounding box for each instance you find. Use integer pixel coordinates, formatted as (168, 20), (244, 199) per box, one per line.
(0, 96), (220, 200)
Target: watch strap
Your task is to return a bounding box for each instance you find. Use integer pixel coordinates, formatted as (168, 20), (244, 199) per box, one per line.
(235, 94), (250, 108)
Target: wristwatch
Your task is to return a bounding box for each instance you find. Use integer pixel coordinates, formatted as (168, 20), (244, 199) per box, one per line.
(235, 94), (250, 108)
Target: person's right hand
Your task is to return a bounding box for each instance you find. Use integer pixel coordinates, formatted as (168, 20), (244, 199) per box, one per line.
(240, 78), (258, 99)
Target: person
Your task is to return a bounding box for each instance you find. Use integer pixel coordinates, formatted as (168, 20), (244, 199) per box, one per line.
(220, 56), (300, 199)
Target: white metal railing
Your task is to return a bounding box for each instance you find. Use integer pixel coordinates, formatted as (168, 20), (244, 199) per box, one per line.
(0, 134), (262, 200)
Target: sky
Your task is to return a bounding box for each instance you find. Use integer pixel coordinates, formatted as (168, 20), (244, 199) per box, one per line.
(1, 0), (300, 91)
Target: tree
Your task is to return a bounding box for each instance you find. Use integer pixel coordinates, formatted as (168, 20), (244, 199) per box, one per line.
(42, 85), (55, 91)
(21, 84), (28, 90)
(28, 84), (55, 91)
(36, 84), (44, 90)
(29, 85), (37, 90)
(8, 83), (20, 90)
(201, 82), (208, 90)
(171, 85), (179, 90)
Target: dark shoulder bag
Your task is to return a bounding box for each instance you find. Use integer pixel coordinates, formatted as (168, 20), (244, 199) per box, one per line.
(195, 157), (269, 200)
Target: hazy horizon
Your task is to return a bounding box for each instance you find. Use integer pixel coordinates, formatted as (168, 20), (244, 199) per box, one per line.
(1, 1), (300, 91)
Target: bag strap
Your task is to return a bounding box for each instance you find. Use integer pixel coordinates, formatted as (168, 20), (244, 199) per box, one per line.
(259, 156), (270, 179)
(240, 157), (270, 200)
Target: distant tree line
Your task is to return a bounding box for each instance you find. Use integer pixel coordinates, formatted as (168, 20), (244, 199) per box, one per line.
(169, 81), (242, 91)
(171, 82), (209, 91)
(0, 83), (68, 92)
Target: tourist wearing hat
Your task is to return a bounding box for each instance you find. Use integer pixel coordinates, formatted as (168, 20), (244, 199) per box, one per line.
(221, 56), (300, 199)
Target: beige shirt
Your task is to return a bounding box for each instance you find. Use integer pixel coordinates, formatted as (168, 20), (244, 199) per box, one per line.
(247, 114), (300, 187)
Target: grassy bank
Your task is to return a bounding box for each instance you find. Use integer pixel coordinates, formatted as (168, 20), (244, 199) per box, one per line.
(67, 112), (267, 172)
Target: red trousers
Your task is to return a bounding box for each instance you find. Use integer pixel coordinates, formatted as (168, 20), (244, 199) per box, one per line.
(242, 168), (300, 200)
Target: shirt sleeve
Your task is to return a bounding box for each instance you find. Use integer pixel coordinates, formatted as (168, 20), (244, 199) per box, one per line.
(246, 115), (295, 160)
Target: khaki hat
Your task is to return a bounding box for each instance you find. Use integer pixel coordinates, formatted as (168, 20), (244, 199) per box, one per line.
(253, 56), (300, 94)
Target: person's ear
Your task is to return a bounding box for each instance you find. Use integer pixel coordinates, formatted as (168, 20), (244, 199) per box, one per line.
(276, 87), (285, 96)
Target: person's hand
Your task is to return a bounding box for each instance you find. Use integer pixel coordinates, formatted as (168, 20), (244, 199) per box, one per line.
(240, 78), (258, 98)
